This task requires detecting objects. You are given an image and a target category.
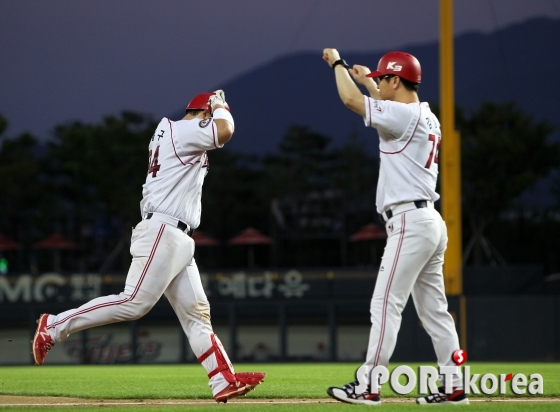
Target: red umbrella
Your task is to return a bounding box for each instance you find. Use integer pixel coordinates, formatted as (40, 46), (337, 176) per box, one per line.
(34, 234), (78, 250)
(228, 228), (272, 267)
(349, 223), (387, 242)
(191, 230), (219, 246)
(349, 223), (387, 266)
(228, 228), (273, 245)
(0, 235), (22, 251)
(34, 234), (78, 273)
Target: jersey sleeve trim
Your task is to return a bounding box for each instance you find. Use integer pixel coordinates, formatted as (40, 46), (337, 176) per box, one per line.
(379, 103), (422, 155)
(367, 96), (372, 127)
(211, 121), (223, 149)
(363, 95), (372, 127)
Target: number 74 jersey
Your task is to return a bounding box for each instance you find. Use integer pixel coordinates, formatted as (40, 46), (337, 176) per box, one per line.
(140, 116), (223, 229)
(363, 97), (442, 214)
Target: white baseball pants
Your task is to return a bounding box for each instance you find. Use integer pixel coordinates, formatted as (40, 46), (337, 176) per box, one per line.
(363, 204), (462, 388)
(46, 217), (229, 395)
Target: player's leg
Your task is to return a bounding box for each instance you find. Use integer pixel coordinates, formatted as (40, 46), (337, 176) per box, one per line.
(34, 220), (191, 364)
(328, 209), (437, 404)
(164, 258), (265, 402)
(411, 214), (467, 404)
(363, 210), (439, 370)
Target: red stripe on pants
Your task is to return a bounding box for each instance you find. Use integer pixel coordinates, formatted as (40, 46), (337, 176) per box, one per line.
(48, 224), (166, 329)
(373, 214), (406, 366)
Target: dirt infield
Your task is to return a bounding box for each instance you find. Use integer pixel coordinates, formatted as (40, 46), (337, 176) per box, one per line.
(3, 396), (330, 406)
(2, 395), (560, 407)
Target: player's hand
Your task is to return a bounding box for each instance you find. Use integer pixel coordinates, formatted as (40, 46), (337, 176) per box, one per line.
(209, 90), (226, 111)
(350, 65), (374, 86)
(214, 89), (226, 103)
(323, 48), (341, 67)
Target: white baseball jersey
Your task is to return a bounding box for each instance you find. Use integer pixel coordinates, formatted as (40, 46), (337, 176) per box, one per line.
(44, 115), (240, 397)
(363, 97), (441, 213)
(358, 95), (462, 389)
(140, 116), (223, 228)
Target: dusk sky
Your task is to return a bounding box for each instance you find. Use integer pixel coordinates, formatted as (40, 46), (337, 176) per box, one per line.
(1, 0), (559, 140)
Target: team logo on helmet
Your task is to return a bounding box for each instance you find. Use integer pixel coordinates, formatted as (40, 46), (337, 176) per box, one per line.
(386, 62), (402, 71)
(199, 118), (211, 128)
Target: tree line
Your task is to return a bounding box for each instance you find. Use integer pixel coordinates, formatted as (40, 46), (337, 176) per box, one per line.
(0, 101), (558, 274)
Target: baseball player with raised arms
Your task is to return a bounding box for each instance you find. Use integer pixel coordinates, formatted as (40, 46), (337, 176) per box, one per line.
(322, 49), (467, 405)
(32, 90), (266, 403)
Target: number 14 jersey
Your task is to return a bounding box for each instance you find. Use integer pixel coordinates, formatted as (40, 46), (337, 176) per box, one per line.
(140, 117), (223, 229)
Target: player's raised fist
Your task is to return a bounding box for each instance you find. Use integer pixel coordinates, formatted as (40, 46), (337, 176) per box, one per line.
(350, 64), (374, 85)
(323, 48), (341, 67)
(213, 89), (226, 103)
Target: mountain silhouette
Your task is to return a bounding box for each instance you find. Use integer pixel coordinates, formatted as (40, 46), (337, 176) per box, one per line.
(172, 17), (559, 155)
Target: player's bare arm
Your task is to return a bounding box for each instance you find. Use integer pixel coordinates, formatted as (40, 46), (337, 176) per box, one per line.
(350, 65), (381, 100)
(323, 48), (366, 117)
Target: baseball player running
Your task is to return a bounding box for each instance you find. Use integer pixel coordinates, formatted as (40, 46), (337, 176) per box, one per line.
(32, 90), (265, 403)
(322, 49), (467, 405)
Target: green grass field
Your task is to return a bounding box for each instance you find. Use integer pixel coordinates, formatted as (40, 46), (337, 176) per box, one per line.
(1, 362), (559, 411)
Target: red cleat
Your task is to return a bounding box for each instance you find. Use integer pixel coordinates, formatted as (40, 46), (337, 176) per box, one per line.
(32, 314), (55, 365)
(214, 372), (266, 403)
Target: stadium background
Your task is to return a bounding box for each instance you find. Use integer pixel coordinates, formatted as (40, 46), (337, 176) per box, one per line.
(1, 1), (560, 368)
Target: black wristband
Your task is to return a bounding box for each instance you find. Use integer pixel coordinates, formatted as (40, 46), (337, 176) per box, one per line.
(332, 59), (350, 70)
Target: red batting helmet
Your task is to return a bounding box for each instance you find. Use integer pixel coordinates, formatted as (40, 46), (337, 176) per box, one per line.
(185, 92), (213, 114)
(185, 92), (230, 114)
(366, 51), (421, 83)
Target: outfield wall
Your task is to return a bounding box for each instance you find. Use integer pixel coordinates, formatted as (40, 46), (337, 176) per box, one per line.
(0, 266), (557, 365)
